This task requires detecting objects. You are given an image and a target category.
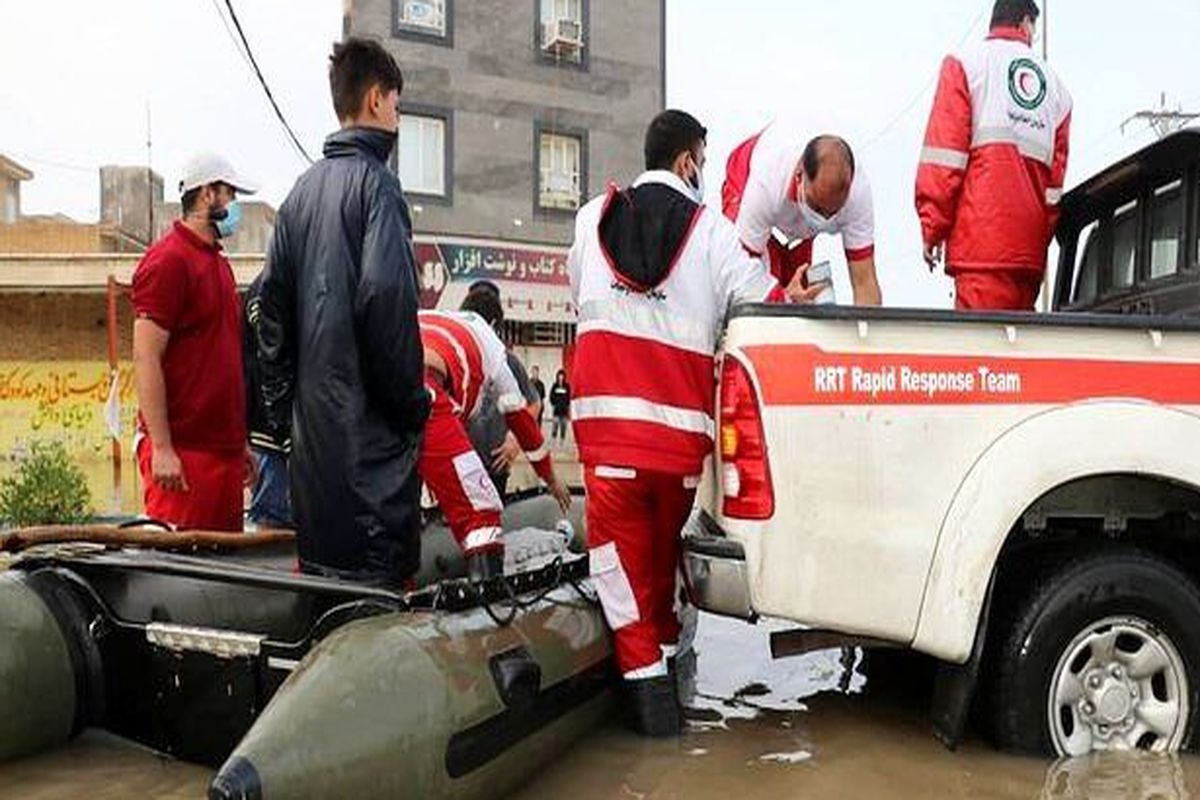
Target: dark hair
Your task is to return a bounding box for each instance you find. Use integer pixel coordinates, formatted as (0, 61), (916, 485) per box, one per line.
(991, 0), (1039, 28)
(460, 286), (504, 326)
(801, 136), (856, 182)
(644, 110), (707, 171)
(329, 37), (404, 121)
(556, 370), (566, 383)
(181, 187), (202, 215)
(467, 279), (501, 298)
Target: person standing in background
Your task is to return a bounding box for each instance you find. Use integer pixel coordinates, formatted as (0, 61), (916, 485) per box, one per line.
(550, 370), (571, 446)
(529, 366), (547, 429)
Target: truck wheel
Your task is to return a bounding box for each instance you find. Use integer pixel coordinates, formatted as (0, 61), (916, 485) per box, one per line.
(989, 549), (1200, 755)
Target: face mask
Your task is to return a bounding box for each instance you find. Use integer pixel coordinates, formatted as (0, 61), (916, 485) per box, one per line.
(799, 184), (838, 234)
(211, 200), (242, 239)
(689, 155), (706, 203)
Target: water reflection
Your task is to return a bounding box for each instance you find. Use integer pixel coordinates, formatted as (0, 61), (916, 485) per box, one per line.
(1041, 754), (1192, 800)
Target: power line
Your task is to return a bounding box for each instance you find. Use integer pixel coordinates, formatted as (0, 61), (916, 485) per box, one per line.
(219, 0), (314, 165)
(861, 1), (991, 150)
(208, 0), (254, 73)
(6, 151), (95, 174)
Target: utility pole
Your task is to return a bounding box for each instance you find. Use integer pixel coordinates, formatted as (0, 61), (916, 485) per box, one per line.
(146, 103), (154, 249)
(1122, 93), (1200, 140)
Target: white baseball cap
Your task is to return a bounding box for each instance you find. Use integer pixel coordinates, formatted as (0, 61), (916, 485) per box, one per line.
(178, 152), (259, 196)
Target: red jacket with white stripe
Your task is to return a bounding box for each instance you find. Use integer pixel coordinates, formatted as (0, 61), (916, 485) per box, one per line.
(418, 310), (553, 481)
(567, 171), (784, 476)
(916, 27), (1072, 276)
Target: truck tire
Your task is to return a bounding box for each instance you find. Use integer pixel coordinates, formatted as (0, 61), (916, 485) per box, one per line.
(988, 549), (1200, 755)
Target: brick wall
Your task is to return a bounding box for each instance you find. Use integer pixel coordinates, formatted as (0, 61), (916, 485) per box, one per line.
(0, 291), (135, 361)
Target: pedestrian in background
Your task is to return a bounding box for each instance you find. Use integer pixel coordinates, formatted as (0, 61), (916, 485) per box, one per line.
(550, 370), (571, 445)
(131, 153), (258, 532)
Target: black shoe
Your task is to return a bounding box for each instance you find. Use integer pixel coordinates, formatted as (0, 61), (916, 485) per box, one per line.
(625, 675), (682, 737)
(467, 549), (505, 584)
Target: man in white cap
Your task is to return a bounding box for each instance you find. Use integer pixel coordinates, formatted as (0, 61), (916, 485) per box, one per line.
(131, 153), (258, 531)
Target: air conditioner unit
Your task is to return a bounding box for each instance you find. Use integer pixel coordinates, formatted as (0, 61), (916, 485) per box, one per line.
(541, 18), (583, 58)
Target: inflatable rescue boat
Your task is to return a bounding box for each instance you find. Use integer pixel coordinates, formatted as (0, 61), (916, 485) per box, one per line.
(0, 493), (613, 799)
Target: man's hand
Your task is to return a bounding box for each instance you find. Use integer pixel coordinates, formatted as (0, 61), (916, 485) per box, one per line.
(244, 447), (260, 490)
(784, 263), (829, 304)
(923, 241), (945, 272)
(491, 434), (522, 473)
(547, 475), (572, 514)
(152, 444), (188, 493)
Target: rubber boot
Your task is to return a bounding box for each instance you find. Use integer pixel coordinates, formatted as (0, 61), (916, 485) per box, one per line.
(625, 675), (682, 737)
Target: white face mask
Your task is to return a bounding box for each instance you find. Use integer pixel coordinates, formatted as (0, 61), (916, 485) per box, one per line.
(687, 154), (705, 203)
(799, 182), (838, 234)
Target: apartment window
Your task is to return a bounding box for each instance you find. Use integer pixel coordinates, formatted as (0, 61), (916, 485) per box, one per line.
(1149, 180), (1183, 279)
(394, 0), (452, 44)
(537, 130), (584, 212)
(538, 0), (586, 66)
(398, 112), (449, 198)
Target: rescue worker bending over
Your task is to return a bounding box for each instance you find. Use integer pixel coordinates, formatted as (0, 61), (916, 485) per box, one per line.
(916, 0), (1071, 310)
(723, 121), (882, 305)
(568, 110), (808, 737)
(419, 289), (572, 583)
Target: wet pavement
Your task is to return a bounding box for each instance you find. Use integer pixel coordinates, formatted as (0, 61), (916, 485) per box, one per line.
(5, 613), (1200, 799)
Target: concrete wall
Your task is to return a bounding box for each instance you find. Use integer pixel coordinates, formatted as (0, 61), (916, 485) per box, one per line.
(347, 0), (664, 246)
(0, 222), (143, 254)
(100, 166), (164, 248)
(156, 201), (276, 254)
(0, 176), (18, 223)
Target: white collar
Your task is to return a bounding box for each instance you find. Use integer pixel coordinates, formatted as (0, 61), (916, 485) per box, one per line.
(631, 170), (697, 200)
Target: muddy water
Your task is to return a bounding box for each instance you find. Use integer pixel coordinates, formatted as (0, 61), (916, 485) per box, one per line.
(4, 614), (1199, 799)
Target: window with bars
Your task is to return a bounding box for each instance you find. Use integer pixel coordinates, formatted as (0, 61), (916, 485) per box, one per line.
(398, 114), (447, 197)
(538, 132), (582, 211)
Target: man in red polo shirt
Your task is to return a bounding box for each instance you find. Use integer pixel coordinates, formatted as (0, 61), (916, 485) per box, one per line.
(132, 153), (257, 531)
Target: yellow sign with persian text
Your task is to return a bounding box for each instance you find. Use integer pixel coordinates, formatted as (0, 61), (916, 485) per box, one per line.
(0, 362), (137, 462)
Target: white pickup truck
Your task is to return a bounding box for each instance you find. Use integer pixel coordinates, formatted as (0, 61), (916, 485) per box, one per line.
(684, 130), (1200, 757)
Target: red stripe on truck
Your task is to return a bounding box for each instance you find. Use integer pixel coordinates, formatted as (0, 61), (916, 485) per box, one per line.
(742, 344), (1200, 406)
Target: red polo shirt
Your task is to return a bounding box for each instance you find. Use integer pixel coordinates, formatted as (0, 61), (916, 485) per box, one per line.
(132, 221), (246, 455)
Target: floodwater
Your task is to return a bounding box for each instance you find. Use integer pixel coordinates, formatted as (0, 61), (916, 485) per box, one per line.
(5, 613), (1200, 800)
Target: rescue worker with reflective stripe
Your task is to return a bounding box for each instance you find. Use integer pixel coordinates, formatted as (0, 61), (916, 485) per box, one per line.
(419, 289), (572, 583)
(722, 122), (883, 305)
(568, 110), (810, 736)
(916, 0), (1072, 311)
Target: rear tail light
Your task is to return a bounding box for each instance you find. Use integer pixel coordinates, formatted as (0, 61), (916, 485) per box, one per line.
(719, 355), (774, 520)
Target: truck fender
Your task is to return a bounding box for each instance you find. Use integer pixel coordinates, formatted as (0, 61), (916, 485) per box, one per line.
(913, 401), (1200, 664)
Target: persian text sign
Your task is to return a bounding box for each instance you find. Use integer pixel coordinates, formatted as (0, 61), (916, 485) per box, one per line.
(413, 238), (569, 308)
(0, 362), (136, 461)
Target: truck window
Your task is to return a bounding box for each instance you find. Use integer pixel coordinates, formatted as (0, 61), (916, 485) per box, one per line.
(1150, 180), (1183, 279)
(1111, 200), (1139, 290)
(1071, 220), (1101, 304)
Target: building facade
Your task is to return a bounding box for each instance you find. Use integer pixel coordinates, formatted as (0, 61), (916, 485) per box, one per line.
(345, 0), (665, 376)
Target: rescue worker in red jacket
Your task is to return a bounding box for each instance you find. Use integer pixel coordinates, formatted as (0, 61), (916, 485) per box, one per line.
(568, 110), (811, 736)
(916, 0), (1072, 311)
(722, 121), (883, 305)
(419, 290), (572, 583)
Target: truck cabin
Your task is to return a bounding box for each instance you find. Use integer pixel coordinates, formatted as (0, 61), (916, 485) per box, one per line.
(1053, 129), (1200, 317)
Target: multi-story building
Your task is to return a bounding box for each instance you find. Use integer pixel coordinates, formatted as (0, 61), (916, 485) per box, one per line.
(344, 0), (665, 376)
